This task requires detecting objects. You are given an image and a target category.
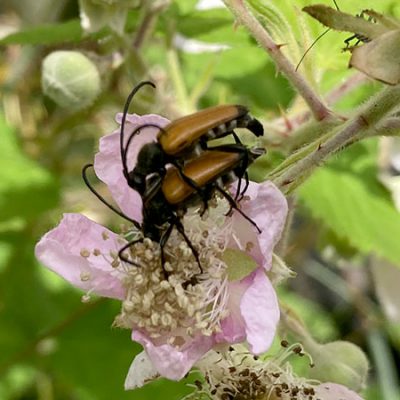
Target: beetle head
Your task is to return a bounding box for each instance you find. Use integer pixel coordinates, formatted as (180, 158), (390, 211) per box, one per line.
(126, 142), (166, 194)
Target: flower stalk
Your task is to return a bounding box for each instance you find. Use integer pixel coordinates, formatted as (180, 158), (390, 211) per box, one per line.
(270, 85), (400, 193)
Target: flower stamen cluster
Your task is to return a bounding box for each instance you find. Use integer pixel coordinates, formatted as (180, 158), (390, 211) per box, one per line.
(82, 204), (236, 343)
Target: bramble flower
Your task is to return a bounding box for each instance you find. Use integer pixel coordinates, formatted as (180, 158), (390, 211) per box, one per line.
(35, 113), (288, 383)
(176, 345), (365, 400)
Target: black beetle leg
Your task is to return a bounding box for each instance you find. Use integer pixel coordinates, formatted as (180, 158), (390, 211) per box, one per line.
(171, 161), (210, 214)
(159, 222), (175, 279)
(118, 238), (144, 267)
(174, 218), (203, 275)
(82, 163), (141, 229)
(215, 185), (261, 234)
(238, 171), (250, 202)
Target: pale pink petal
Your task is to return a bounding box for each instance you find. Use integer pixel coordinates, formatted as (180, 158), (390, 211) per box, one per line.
(132, 331), (214, 380)
(124, 351), (160, 390)
(232, 181), (288, 269)
(215, 278), (252, 344)
(35, 213), (126, 299)
(94, 113), (169, 221)
(315, 382), (364, 400)
(228, 207), (264, 266)
(240, 268), (280, 354)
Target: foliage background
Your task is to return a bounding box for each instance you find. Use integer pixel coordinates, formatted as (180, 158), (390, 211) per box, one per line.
(0, 0), (399, 399)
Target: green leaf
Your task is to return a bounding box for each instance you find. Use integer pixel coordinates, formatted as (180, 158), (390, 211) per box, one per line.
(175, 0), (198, 15)
(222, 248), (258, 282)
(0, 115), (59, 221)
(177, 9), (232, 37)
(300, 142), (400, 268)
(182, 46), (268, 83)
(247, 0), (302, 63)
(0, 19), (83, 45)
(302, 5), (389, 39)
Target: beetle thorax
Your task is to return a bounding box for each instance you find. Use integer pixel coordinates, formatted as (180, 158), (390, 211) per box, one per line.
(136, 142), (166, 173)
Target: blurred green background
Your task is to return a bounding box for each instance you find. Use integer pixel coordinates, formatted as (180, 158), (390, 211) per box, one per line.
(0, 0), (400, 399)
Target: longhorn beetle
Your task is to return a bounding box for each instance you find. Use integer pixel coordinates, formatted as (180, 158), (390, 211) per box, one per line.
(83, 82), (265, 279)
(121, 81), (264, 205)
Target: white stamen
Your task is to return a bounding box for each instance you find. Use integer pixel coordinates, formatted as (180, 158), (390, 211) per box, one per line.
(80, 271), (91, 281)
(80, 248), (90, 258)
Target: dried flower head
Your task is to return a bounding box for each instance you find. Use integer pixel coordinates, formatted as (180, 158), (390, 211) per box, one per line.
(183, 345), (364, 400)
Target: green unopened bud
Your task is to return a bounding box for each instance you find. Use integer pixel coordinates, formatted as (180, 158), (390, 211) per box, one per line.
(307, 340), (369, 392)
(41, 51), (101, 110)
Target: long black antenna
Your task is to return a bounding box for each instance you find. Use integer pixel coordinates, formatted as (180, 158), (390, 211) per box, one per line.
(295, 28), (330, 71)
(120, 81), (156, 179)
(82, 163), (141, 229)
(296, 0), (340, 71)
(122, 123), (167, 171)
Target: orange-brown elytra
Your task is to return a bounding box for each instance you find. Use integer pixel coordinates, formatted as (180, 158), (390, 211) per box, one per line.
(158, 104), (263, 156)
(161, 147), (264, 205)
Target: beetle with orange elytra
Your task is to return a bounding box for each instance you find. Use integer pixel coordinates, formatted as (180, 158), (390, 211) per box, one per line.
(122, 81), (263, 204)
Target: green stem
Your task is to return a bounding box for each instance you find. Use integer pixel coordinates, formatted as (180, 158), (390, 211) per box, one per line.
(167, 48), (193, 114)
(133, 0), (171, 50)
(367, 329), (400, 400)
(223, 0), (332, 121)
(369, 116), (400, 137)
(271, 85), (400, 193)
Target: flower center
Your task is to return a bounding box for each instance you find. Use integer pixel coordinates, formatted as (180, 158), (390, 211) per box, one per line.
(114, 205), (232, 342)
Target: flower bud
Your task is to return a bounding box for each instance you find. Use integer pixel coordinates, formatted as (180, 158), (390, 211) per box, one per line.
(307, 340), (369, 392)
(41, 51), (101, 110)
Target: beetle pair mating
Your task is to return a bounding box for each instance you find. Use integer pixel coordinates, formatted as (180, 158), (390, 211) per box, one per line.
(84, 81), (265, 279)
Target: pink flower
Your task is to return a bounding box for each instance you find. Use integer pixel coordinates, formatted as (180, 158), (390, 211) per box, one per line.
(35, 113), (288, 383)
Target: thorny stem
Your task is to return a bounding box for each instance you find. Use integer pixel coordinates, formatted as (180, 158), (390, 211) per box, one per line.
(265, 72), (367, 147)
(133, 0), (171, 50)
(223, 0), (332, 121)
(271, 85), (400, 193)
